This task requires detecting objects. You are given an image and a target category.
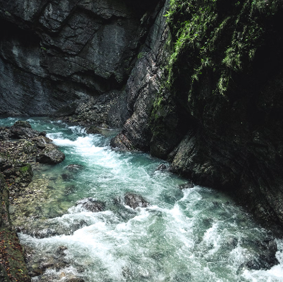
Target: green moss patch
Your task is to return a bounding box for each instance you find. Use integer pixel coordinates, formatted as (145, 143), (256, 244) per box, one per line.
(165, 0), (281, 98)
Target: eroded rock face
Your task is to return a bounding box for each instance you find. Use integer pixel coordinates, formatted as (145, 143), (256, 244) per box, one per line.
(0, 0), (161, 117)
(111, 0), (170, 151)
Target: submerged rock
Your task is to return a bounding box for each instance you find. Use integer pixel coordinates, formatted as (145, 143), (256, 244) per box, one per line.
(124, 193), (149, 209)
(179, 181), (194, 190)
(156, 163), (167, 171)
(76, 198), (105, 212)
(36, 144), (65, 164)
(237, 238), (279, 272)
(86, 126), (103, 135)
(61, 164), (83, 181)
(61, 173), (72, 181)
(55, 246), (68, 257)
(65, 164), (84, 172)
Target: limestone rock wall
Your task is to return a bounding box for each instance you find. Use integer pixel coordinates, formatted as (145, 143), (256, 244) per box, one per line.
(0, 0), (160, 116)
(111, 0), (171, 150)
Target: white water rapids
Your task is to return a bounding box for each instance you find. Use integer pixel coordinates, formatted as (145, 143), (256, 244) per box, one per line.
(2, 117), (283, 282)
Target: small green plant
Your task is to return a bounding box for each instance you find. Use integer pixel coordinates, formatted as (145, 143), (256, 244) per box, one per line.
(19, 165), (30, 173)
(137, 52), (145, 60)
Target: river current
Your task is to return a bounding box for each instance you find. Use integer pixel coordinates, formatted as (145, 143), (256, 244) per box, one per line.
(1, 117), (283, 282)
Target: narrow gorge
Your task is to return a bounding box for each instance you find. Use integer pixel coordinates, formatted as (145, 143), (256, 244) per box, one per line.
(1, 0), (283, 281)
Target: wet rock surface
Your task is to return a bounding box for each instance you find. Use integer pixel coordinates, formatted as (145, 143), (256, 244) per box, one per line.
(124, 193), (149, 209)
(238, 238), (279, 271)
(110, 0), (170, 151)
(0, 121), (66, 281)
(156, 163), (168, 171)
(25, 245), (85, 281)
(36, 144), (65, 164)
(178, 181), (194, 190)
(76, 198), (105, 212)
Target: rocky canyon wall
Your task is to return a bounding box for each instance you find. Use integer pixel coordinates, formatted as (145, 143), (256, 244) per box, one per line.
(112, 0), (283, 232)
(0, 0), (162, 117)
(2, 0), (283, 233)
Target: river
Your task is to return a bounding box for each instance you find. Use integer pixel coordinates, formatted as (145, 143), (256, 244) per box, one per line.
(1, 117), (283, 282)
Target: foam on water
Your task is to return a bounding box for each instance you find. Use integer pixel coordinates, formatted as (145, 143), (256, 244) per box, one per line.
(1, 117), (283, 282)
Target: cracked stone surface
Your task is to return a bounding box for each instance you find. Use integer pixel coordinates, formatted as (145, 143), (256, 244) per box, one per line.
(0, 0), (161, 116)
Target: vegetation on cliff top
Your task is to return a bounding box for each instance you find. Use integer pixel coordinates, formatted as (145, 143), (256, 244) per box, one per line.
(150, 0), (283, 152)
(165, 0), (281, 99)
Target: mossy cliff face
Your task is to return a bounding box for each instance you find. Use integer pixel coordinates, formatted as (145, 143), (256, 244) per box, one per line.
(149, 0), (283, 230)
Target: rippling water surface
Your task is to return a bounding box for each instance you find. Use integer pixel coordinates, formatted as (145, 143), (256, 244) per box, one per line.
(1, 117), (283, 282)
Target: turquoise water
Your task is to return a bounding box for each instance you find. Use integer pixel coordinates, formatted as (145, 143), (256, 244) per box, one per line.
(1, 117), (283, 282)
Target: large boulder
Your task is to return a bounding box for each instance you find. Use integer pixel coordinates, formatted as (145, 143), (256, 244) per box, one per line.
(36, 144), (65, 164)
(10, 121), (38, 139)
(13, 121), (32, 128)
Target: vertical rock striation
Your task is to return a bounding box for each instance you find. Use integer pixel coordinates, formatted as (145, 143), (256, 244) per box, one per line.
(0, 0), (161, 116)
(111, 0), (171, 151)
